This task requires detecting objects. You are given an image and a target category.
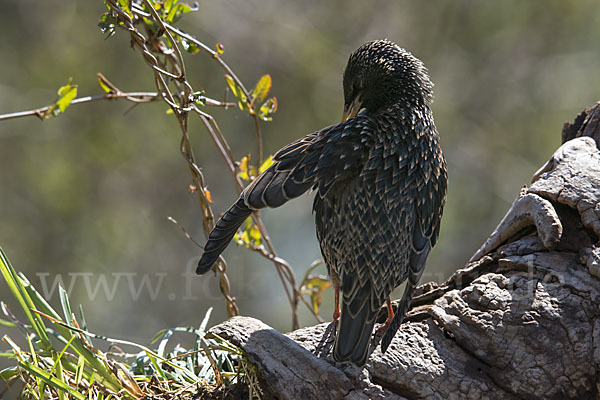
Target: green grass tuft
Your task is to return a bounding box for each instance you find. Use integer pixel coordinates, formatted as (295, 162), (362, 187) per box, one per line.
(0, 246), (258, 399)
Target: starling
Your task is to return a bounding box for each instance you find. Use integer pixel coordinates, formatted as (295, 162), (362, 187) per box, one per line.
(197, 40), (447, 366)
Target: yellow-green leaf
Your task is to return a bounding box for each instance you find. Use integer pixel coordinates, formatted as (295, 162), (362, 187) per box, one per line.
(233, 217), (262, 248)
(118, 0), (132, 17)
(39, 78), (78, 120)
(305, 276), (331, 291)
(225, 75), (239, 97)
(258, 155), (274, 174)
(56, 79), (78, 113)
(118, 0), (130, 11)
(237, 155), (257, 181)
(98, 13), (117, 38)
(225, 74), (248, 111)
(181, 37), (200, 54)
(237, 155), (250, 181)
(302, 275), (331, 314)
(251, 74), (271, 104)
(165, 0), (178, 22)
(259, 97), (278, 122)
(97, 77), (112, 94)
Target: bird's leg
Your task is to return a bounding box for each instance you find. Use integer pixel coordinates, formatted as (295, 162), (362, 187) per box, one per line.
(332, 281), (341, 323)
(376, 297), (394, 336)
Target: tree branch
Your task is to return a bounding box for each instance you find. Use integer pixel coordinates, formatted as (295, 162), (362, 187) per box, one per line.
(0, 91), (233, 122)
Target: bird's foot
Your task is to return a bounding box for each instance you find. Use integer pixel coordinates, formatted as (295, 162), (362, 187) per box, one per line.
(375, 298), (394, 336)
(332, 307), (340, 323)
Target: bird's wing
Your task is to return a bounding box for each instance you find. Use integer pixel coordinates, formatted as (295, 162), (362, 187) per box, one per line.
(379, 208), (431, 353)
(413, 126), (447, 248)
(243, 119), (370, 209)
(197, 119), (370, 274)
(380, 129), (447, 352)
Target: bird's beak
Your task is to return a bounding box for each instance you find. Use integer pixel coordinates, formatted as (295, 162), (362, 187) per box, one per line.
(341, 96), (362, 122)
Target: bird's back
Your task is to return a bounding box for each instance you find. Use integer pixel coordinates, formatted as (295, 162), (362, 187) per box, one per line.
(316, 104), (447, 364)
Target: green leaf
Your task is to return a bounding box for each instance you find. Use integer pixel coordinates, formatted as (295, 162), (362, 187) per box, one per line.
(118, 0), (131, 17)
(305, 276), (331, 291)
(233, 217), (262, 249)
(59, 284), (74, 328)
(181, 37), (200, 54)
(14, 271), (124, 392)
(38, 78), (77, 120)
(2, 336), (23, 358)
(97, 77), (112, 94)
(0, 366), (19, 381)
(172, 4), (192, 23)
(247, 223), (261, 247)
(18, 361), (87, 400)
(165, 0), (179, 23)
(0, 247), (51, 347)
(74, 355), (85, 388)
(236, 155), (257, 181)
(224, 75), (239, 98)
(55, 78), (78, 113)
(250, 74), (271, 104)
(225, 74), (248, 111)
(78, 304), (93, 346)
(164, 0), (176, 12)
(299, 260), (328, 315)
(54, 351), (68, 400)
(97, 14), (117, 39)
(302, 275), (331, 314)
(259, 97), (278, 122)
(0, 318), (16, 327)
(163, 0), (196, 24)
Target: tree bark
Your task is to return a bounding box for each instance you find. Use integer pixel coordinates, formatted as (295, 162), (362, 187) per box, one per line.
(208, 102), (600, 400)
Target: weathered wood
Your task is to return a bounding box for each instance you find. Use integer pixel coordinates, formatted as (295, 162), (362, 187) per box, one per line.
(208, 103), (600, 399)
(562, 101), (600, 146)
(469, 192), (562, 263)
(209, 317), (354, 400)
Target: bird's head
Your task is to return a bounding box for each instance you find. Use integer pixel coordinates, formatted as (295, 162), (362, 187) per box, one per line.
(342, 39), (433, 121)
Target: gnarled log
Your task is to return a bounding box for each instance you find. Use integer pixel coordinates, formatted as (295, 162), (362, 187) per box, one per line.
(208, 102), (600, 400)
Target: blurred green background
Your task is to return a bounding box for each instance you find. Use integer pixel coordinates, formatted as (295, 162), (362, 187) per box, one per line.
(1, 0), (600, 349)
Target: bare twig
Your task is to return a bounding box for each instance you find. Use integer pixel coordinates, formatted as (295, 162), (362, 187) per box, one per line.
(0, 92), (156, 121)
(0, 91), (233, 122)
(167, 217), (203, 248)
(104, 0), (310, 328)
(161, 21), (264, 164)
(0, 0), (322, 329)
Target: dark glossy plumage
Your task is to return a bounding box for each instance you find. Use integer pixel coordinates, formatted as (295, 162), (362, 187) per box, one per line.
(197, 40), (447, 366)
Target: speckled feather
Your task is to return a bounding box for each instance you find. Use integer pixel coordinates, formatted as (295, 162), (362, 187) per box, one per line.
(197, 40), (447, 367)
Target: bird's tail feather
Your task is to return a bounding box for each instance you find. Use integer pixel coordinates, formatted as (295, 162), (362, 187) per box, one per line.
(333, 293), (377, 366)
(196, 198), (252, 274)
(197, 164), (314, 275)
(380, 283), (415, 353)
(380, 223), (431, 353)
